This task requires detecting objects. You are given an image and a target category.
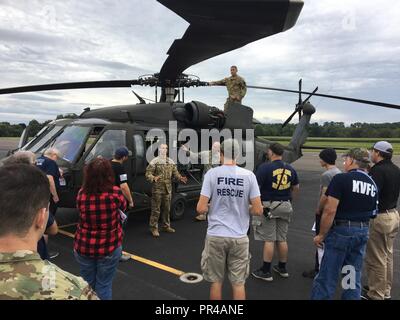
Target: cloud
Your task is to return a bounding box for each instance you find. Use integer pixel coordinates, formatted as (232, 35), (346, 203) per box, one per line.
(9, 94), (64, 103)
(0, 0), (399, 124)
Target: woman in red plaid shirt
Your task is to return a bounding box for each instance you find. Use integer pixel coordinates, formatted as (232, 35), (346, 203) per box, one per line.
(74, 158), (127, 300)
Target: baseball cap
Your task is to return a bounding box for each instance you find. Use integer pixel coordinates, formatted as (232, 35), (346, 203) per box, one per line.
(114, 147), (129, 158)
(342, 148), (370, 163)
(372, 141), (393, 154)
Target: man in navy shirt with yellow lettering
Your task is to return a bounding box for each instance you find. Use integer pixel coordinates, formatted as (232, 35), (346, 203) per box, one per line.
(311, 148), (378, 300)
(252, 143), (299, 281)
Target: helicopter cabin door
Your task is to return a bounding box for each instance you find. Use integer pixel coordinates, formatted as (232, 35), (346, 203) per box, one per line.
(130, 131), (152, 209)
(81, 126), (131, 187)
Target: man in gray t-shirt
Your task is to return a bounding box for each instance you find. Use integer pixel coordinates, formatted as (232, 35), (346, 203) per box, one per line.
(182, 142), (221, 221)
(196, 139), (263, 300)
(303, 148), (341, 278)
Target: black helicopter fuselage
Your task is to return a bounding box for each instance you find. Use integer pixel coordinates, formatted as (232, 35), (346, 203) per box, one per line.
(5, 100), (314, 220)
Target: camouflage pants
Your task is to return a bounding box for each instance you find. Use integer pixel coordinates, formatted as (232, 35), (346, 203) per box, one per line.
(224, 98), (242, 113)
(149, 192), (171, 230)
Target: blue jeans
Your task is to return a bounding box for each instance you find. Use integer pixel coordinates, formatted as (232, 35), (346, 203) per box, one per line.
(74, 246), (122, 300)
(311, 226), (369, 300)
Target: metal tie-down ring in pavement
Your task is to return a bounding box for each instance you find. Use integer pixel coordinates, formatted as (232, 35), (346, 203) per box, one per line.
(179, 272), (203, 284)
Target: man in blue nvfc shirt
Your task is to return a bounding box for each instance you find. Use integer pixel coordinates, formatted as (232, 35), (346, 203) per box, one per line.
(311, 148), (379, 300)
(36, 147), (62, 259)
(36, 148), (62, 217)
(252, 143), (299, 282)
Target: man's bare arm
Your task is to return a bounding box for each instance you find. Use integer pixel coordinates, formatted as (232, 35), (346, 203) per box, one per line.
(316, 186), (328, 214)
(120, 182), (134, 207)
(249, 196), (263, 216)
(196, 195), (210, 215)
(314, 196), (339, 248)
(47, 175), (59, 203)
(291, 184), (300, 200)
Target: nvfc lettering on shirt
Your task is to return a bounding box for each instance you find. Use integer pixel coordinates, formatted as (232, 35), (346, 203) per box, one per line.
(272, 168), (292, 190)
(352, 180), (376, 197)
(216, 177), (244, 198)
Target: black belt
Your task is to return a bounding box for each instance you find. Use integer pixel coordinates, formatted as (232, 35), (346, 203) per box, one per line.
(333, 220), (369, 228)
(378, 208), (398, 214)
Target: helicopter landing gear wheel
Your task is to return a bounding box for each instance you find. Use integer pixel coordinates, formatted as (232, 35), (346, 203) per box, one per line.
(170, 195), (186, 221)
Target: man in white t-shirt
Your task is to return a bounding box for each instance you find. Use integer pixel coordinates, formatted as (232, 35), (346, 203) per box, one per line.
(196, 139), (263, 300)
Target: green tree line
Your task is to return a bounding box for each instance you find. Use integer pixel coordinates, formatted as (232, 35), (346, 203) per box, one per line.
(255, 122), (400, 138)
(0, 120), (51, 137)
(1, 119), (399, 138)
(0, 114), (78, 137)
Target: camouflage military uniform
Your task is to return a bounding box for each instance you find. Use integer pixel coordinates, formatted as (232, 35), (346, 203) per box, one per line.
(0, 250), (98, 300)
(145, 157), (183, 231)
(214, 75), (247, 112)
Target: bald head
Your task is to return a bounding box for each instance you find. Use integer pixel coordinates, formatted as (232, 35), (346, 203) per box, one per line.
(212, 142), (221, 153)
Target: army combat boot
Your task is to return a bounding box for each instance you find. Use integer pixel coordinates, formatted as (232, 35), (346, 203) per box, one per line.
(160, 226), (175, 233)
(150, 229), (160, 237)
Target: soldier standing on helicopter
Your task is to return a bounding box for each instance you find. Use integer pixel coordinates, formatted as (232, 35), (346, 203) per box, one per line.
(209, 65), (247, 113)
(146, 144), (188, 237)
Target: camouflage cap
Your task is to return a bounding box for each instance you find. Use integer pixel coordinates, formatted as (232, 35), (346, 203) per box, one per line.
(343, 148), (370, 163)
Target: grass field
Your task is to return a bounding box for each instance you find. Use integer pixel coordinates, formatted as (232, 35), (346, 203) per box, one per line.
(259, 137), (400, 154)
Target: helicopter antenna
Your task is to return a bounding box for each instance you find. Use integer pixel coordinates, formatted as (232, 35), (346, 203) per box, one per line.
(131, 87), (146, 104)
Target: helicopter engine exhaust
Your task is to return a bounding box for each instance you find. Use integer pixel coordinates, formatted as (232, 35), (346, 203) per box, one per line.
(172, 101), (225, 128)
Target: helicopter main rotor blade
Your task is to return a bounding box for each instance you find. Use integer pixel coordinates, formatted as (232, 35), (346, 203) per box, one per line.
(247, 85), (400, 110)
(158, 0), (304, 84)
(298, 78), (302, 105)
(302, 87), (319, 105)
(282, 108), (299, 128)
(0, 80), (140, 95)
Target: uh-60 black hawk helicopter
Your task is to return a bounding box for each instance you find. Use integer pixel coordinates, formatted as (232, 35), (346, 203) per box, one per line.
(1, 0), (399, 220)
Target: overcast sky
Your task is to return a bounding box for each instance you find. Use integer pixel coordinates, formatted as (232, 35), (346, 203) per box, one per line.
(0, 0), (399, 125)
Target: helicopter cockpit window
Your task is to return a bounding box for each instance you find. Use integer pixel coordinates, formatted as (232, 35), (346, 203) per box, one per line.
(85, 129), (126, 162)
(27, 125), (64, 153)
(133, 134), (145, 171)
(83, 126), (104, 153)
(133, 134), (145, 159)
(45, 126), (91, 162)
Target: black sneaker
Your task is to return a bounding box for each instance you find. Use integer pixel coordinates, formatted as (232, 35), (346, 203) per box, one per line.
(273, 265), (289, 278)
(48, 251), (59, 259)
(302, 269), (317, 279)
(251, 268), (273, 282)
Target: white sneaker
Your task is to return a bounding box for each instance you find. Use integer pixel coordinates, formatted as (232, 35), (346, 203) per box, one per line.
(195, 214), (207, 221)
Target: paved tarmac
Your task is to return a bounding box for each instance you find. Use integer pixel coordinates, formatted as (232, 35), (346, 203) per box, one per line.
(1, 140), (399, 300)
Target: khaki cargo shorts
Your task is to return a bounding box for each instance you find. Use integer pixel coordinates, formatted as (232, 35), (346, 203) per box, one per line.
(201, 235), (250, 285)
(252, 215), (289, 242)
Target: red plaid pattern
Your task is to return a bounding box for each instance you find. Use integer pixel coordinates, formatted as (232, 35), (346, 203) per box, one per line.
(74, 186), (127, 257)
